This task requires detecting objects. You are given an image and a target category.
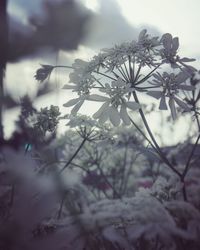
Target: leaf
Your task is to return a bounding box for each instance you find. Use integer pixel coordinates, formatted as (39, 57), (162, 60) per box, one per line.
(120, 104), (131, 125)
(93, 101), (110, 119)
(63, 98), (80, 107)
(109, 106), (121, 126)
(147, 91), (163, 99)
(71, 100), (84, 115)
(126, 101), (141, 110)
(87, 94), (109, 102)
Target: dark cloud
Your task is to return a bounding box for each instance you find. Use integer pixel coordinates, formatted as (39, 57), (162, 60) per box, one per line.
(83, 0), (160, 49)
(7, 0), (90, 62)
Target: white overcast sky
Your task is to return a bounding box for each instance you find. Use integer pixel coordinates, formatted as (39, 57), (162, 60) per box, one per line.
(4, 0), (200, 144)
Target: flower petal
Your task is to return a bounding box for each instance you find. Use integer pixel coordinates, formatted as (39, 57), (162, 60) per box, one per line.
(71, 100), (84, 115)
(159, 95), (168, 110)
(173, 97), (190, 111)
(169, 97), (177, 120)
(175, 72), (189, 84)
(138, 29), (147, 40)
(178, 85), (195, 91)
(162, 33), (172, 51)
(180, 57), (195, 63)
(126, 101), (141, 110)
(120, 104), (131, 125)
(147, 91), (163, 99)
(63, 98), (80, 107)
(109, 106), (121, 126)
(93, 101), (110, 119)
(172, 37), (179, 52)
(87, 94), (110, 102)
(98, 109), (110, 124)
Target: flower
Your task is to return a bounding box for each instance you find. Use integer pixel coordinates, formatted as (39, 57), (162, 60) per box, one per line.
(62, 30), (196, 122)
(137, 29), (160, 52)
(64, 78), (140, 126)
(147, 71), (194, 119)
(160, 33), (195, 68)
(34, 64), (54, 82)
(91, 78), (140, 126)
(34, 105), (60, 134)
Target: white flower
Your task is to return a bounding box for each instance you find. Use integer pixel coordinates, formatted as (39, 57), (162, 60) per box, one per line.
(147, 71), (194, 119)
(160, 33), (195, 68)
(92, 100), (140, 126)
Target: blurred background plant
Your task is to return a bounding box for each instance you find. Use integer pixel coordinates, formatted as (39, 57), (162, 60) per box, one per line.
(1, 1), (200, 250)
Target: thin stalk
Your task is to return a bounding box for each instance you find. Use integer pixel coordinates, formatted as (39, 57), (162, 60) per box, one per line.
(53, 65), (73, 70)
(96, 164), (119, 199)
(195, 113), (200, 132)
(57, 193), (66, 219)
(0, 70), (4, 140)
(132, 91), (181, 177)
(135, 63), (161, 86)
(92, 76), (104, 88)
(182, 133), (200, 179)
(59, 137), (87, 173)
(0, 0), (8, 140)
(53, 65), (117, 81)
(119, 146), (128, 195)
(123, 62), (131, 82)
(129, 116), (160, 154)
(134, 63), (142, 83)
(128, 55), (134, 81)
(118, 65), (129, 82)
(122, 152), (141, 195)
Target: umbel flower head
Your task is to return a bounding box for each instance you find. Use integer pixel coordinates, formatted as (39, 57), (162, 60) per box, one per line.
(61, 29), (196, 123)
(160, 33), (195, 68)
(34, 64), (54, 82)
(147, 71), (194, 119)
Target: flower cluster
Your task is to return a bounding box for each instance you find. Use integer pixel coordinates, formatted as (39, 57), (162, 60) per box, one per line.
(147, 71), (194, 119)
(34, 30), (197, 124)
(160, 33), (195, 68)
(34, 105), (61, 134)
(60, 29), (196, 124)
(34, 64), (54, 82)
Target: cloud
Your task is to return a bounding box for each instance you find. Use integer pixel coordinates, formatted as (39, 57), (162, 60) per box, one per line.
(7, 0), (90, 62)
(83, 0), (160, 49)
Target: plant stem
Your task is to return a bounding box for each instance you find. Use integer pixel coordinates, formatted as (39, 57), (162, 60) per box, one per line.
(182, 133), (200, 179)
(0, 70), (4, 140)
(59, 137), (87, 173)
(0, 0), (8, 140)
(135, 63), (161, 86)
(132, 91), (181, 177)
(57, 193), (66, 219)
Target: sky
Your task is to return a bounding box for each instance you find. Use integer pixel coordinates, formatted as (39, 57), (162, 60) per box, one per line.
(4, 0), (200, 144)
